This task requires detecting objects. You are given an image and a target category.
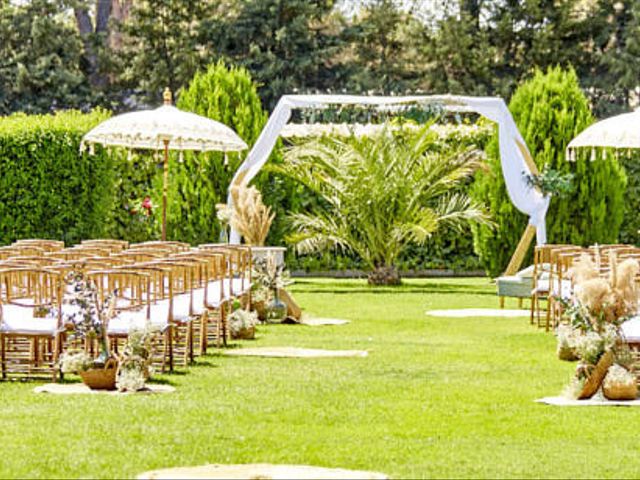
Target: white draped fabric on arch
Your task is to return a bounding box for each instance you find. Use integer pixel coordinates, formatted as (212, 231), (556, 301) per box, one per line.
(228, 94), (549, 249)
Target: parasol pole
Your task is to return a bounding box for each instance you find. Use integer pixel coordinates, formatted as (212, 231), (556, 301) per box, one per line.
(162, 139), (169, 241)
(161, 87), (172, 241)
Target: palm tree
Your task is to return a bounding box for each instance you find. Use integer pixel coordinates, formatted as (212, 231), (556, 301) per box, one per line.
(278, 126), (492, 285)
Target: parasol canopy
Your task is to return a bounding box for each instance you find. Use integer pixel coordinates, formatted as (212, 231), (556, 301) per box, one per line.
(82, 105), (247, 152)
(82, 89), (247, 240)
(567, 108), (640, 153)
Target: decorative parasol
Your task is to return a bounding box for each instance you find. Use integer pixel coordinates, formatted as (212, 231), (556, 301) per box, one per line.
(567, 108), (640, 158)
(82, 89), (247, 240)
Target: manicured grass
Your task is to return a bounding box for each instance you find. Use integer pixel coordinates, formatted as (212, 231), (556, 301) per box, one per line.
(1, 278), (637, 478)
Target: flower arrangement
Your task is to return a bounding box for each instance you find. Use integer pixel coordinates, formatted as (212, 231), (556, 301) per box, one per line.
(228, 185), (275, 246)
(60, 350), (94, 374)
(252, 254), (291, 292)
(558, 253), (639, 400)
(62, 271), (116, 367)
(556, 324), (579, 361)
(229, 305), (259, 340)
(216, 203), (233, 242)
(523, 164), (574, 197)
(115, 323), (157, 392)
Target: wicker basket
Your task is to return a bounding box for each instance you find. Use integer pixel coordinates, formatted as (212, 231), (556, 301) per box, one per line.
(79, 358), (118, 390)
(579, 350), (614, 399)
(231, 326), (255, 340)
(603, 382), (638, 401)
(252, 301), (267, 322)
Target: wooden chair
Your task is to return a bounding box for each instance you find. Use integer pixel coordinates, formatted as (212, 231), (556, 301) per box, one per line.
(176, 250), (231, 352)
(0, 267), (64, 380)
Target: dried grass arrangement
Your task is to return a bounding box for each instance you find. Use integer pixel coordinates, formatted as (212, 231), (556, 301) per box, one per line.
(560, 253), (639, 400)
(227, 185), (275, 246)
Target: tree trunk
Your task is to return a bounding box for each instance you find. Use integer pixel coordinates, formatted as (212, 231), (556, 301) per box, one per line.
(367, 265), (401, 286)
(74, 0), (113, 89)
(109, 0), (133, 50)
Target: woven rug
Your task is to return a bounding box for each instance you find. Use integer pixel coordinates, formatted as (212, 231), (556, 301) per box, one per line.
(224, 347), (368, 358)
(426, 308), (530, 318)
(137, 464), (387, 479)
(301, 317), (350, 326)
(34, 383), (175, 395)
(536, 396), (640, 407)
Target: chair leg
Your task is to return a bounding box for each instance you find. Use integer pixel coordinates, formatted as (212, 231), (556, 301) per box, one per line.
(1, 334), (6, 380)
(529, 294), (536, 325)
(199, 311), (208, 356)
(499, 296), (505, 309)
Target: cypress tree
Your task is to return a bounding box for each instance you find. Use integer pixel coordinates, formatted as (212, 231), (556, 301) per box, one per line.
(168, 61), (267, 244)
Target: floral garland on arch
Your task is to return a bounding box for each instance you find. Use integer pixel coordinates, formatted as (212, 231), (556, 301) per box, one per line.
(556, 253), (640, 400)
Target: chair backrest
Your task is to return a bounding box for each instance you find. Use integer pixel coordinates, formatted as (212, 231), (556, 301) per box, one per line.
(80, 239), (129, 252)
(13, 239), (65, 252)
(87, 269), (152, 317)
(129, 241), (190, 253)
(0, 267), (63, 318)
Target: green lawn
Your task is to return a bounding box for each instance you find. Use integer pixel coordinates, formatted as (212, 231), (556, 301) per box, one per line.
(1, 278), (636, 479)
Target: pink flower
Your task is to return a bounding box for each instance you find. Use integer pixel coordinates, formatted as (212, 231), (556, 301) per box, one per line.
(141, 196), (153, 211)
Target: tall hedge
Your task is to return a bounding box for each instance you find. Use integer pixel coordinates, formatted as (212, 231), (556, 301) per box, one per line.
(472, 67), (627, 277)
(169, 61), (268, 244)
(0, 110), (117, 244)
(618, 151), (640, 246)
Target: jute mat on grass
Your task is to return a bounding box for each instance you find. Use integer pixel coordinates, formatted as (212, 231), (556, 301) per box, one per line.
(426, 308), (530, 318)
(536, 396), (640, 407)
(301, 317), (350, 326)
(34, 383), (175, 395)
(224, 347), (368, 358)
(137, 464), (387, 479)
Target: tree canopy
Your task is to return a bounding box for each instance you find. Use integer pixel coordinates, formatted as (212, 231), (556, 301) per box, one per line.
(2, 0), (640, 116)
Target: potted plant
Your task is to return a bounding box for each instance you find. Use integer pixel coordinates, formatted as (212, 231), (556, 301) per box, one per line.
(116, 323), (157, 392)
(229, 303), (259, 340)
(558, 253), (639, 400)
(59, 272), (118, 390)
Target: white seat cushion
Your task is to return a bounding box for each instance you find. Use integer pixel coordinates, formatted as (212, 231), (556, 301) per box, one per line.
(232, 277), (251, 295)
(172, 293), (192, 322)
(622, 317), (640, 343)
(206, 281), (226, 306)
(0, 304), (59, 335)
(191, 289), (207, 315)
(107, 309), (149, 335)
(552, 279), (573, 299)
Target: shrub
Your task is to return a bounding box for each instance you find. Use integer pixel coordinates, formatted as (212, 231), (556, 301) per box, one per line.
(472, 67), (627, 277)
(170, 61), (269, 244)
(0, 110), (116, 244)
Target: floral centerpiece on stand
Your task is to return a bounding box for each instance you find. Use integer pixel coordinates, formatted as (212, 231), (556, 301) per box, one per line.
(558, 253), (639, 400)
(252, 253), (292, 323)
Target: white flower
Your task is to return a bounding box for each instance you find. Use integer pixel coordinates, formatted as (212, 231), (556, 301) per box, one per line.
(116, 367), (146, 392)
(603, 364), (636, 389)
(575, 331), (604, 364)
(229, 308), (259, 335)
(215, 203), (232, 224)
(601, 324), (619, 351)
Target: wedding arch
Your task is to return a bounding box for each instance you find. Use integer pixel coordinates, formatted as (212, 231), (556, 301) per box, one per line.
(228, 94), (548, 274)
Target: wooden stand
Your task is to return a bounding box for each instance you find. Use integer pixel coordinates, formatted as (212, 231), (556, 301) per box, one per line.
(503, 140), (541, 276)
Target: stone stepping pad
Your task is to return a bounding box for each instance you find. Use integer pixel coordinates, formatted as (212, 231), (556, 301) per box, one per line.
(137, 464), (387, 479)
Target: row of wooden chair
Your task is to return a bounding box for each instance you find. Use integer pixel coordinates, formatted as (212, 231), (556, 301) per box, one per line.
(530, 243), (640, 330)
(0, 239), (253, 380)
